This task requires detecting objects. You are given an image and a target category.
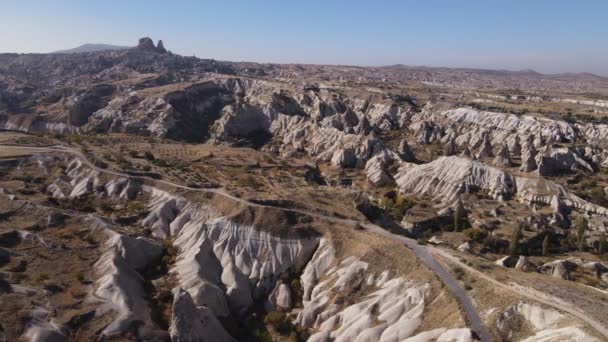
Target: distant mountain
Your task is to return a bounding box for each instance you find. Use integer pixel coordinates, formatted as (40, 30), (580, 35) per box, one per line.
(51, 43), (131, 54)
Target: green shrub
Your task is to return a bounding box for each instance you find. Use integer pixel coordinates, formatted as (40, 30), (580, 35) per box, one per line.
(143, 151), (155, 160)
(380, 194), (416, 221)
(463, 228), (488, 242)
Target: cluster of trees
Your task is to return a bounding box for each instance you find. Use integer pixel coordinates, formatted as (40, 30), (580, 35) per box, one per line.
(451, 201), (606, 258)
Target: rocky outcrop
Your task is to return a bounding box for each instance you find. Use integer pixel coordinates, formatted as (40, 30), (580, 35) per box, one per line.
(460, 147), (472, 159)
(268, 282), (292, 310)
(395, 156), (608, 219)
(458, 242), (471, 252)
(493, 142), (512, 167)
(537, 147), (594, 176)
(0, 114), (80, 135)
(520, 138), (538, 172)
(68, 84), (115, 126)
(365, 153), (394, 186)
(511, 135), (522, 157)
(272, 114), (390, 169)
(476, 132), (494, 159)
(412, 108), (578, 148)
(444, 137), (458, 156)
(514, 256), (534, 271)
(156, 40), (167, 53)
(539, 260), (576, 280)
(495, 256), (518, 268)
(23, 307), (68, 342)
(135, 188), (320, 323)
(170, 288), (234, 342)
(93, 226), (163, 338)
(496, 302), (597, 341)
(297, 238), (472, 341)
(137, 37), (168, 53)
(396, 156), (516, 203)
(415, 120), (443, 144)
(398, 140), (416, 162)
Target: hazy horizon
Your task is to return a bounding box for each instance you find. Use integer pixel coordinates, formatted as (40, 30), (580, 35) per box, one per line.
(2, 0), (607, 76)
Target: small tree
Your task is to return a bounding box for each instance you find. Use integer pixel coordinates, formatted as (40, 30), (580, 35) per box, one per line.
(542, 234), (549, 256)
(575, 216), (588, 252)
(510, 224), (522, 255)
(599, 232), (606, 257)
(454, 199), (464, 232)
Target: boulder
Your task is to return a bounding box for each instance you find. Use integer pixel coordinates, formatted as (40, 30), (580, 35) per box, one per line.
(495, 255), (518, 267)
(457, 242), (471, 252)
(514, 256), (534, 271)
(429, 236), (445, 245)
(540, 260), (575, 280)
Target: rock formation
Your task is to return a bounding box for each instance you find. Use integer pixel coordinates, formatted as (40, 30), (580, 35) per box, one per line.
(476, 132), (493, 159)
(137, 37), (157, 51)
(520, 138), (538, 172)
(444, 137), (458, 156)
(511, 135), (522, 156)
(156, 40), (167, 53)
(170, 288), (234, 342)
(537, 147), (594, 176)
(296, 239), (473, 341)
(493, 142), (512, 167)
(460, 147), (472, 158)
(398, 140), (416, 162)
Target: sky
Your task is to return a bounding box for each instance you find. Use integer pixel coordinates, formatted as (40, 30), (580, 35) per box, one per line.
(1, 0), (607, 75)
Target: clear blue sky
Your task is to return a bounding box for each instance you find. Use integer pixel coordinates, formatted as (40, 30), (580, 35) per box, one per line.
(1, 0), (607, 75)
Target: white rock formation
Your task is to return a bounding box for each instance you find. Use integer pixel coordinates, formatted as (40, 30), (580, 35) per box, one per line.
(365, 153), (394, 186)
(458, 242), (471, 253)
(170, 288), (235, 342)
(23, 307), (68, 342)
(395, 156), (608, 219)
(445, 137), (458, 156)
(511, 135), (522, 157)
(297, 238), (471, 341)
(93, 228), (163, 338)
(496, 302), (597, 341)
(493, 142), (512, 167)
(0, 114), (80, 135)
(136, 190), (320, 320)
(412, 108), (577, 148)
(537, 147), (594, 176)
(398, 140), (416, 162)
(268, 282), (293, 310)
(476, 132), (494, 159)
(520, 136), (538, 172)
(272, 114), (390, 168)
